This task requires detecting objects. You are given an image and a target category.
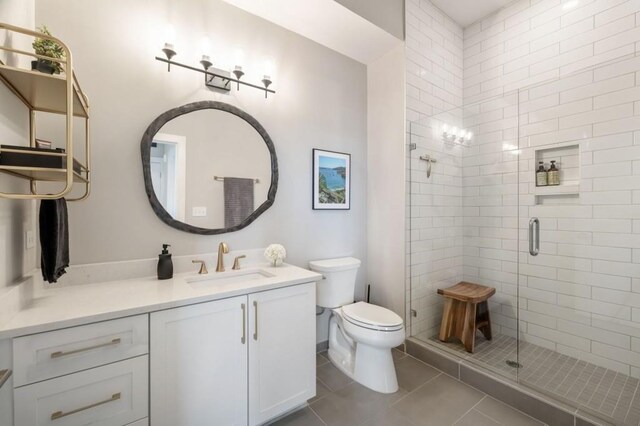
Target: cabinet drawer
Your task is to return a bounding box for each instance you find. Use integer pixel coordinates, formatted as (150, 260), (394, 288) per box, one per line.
(13, 315), (148, 387)
(14, 355), (148, 426)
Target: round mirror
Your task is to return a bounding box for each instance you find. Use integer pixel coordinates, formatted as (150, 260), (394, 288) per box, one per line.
(141, 101), (278, 234)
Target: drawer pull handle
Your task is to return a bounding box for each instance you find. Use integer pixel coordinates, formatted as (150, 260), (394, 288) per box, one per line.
(50, 338), (122, 359)
(253, 301), (258, 341)
(241, 303), (246, 344)
(51, 392), (121, 420)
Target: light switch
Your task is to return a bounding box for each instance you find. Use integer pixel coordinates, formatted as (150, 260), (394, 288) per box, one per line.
(192, 206), (207, 217)
(25, 230), (35, 249)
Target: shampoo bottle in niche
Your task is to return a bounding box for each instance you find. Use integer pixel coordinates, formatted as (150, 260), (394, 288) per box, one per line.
(157, 244), (173, 280)
(536, 161), (548, 187)
(548, 160), (560, 185)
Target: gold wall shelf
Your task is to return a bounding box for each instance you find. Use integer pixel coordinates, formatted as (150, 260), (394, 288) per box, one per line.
(0, 22), (90, 201)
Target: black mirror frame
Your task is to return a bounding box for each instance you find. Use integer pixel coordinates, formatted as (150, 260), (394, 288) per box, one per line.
(141, 101), (278, 235)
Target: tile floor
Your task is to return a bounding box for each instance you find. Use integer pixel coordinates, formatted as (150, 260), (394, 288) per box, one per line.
(421, 332), (640, 426)
(271, 349), (544, 426)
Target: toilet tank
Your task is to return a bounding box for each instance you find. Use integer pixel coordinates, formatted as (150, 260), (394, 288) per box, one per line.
(309, 257), (361, 308)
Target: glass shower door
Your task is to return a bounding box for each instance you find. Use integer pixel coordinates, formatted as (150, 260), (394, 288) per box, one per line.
(407, 91), (522, 381)
(517, 56), (640, 425)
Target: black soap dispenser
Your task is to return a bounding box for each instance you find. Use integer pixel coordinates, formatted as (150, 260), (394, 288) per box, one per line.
(158, 244), (173, 280)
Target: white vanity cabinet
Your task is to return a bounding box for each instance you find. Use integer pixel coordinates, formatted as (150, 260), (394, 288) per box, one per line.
(11, 314), (149, 426)
(0, 370), (12, 426)
(150, 295), (249, 426)
(248, 283), (316, 425)
(150, 282), (316, 426)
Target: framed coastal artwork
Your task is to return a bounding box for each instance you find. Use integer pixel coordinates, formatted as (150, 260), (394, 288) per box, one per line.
(312, 149), (351, 210)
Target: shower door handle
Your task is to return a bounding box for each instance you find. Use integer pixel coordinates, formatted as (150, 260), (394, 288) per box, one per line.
(529, 217), (539, 256)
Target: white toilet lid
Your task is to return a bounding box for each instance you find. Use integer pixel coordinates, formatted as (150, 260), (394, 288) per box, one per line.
(341, 302), (403, 331)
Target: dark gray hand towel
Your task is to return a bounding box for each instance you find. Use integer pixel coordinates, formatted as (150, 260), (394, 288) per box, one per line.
(224, 177), (254, 228)
(39, 198), (69, 283)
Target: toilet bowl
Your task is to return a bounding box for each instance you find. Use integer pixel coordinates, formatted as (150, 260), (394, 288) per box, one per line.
(328, 302), (405, 393)
(309, 257), (405, 394)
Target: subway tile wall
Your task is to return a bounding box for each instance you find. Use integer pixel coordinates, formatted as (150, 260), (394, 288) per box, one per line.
(405, 0), (465, 334)
(407, 0), (640, 378)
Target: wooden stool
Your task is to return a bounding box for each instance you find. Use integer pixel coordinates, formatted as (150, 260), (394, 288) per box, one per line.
(437, 282), (495, 353)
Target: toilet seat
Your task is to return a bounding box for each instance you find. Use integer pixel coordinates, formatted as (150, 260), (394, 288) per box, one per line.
(341, 302), (403, 332)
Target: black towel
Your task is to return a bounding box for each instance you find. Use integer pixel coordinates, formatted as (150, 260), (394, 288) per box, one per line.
(39, 198), (69, 283)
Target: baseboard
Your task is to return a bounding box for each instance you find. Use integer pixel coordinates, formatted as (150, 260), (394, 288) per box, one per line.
(405, 338), (612, 426)
(316, 340), (328, 353)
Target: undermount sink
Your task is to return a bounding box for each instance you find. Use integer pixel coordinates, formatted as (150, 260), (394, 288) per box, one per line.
(186, 268), (275, 287)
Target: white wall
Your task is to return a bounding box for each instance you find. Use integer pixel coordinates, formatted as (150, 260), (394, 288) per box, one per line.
(367, 42), (406, 318)
(34, 0), (368, 290)
(32, 0), (369, 346)
(334, 0), (405, 40)
(460, 0), (640, 377)
(0, 0), (36, 294)
(405, 0), (465, 333)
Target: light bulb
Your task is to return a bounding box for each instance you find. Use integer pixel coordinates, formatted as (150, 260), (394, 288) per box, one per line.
(200, 36), (211, 56)
(442, 124), (449, 134)
(466, 131), (473, 141)
(164, 24), (176, 46)
(459, 129), (467, 140)
(233, 48), (245, 69)
(263, 59), (274, 77)
(451, 127), (458, 137)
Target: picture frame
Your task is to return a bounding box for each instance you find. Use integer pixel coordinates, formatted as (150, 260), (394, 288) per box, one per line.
(312, 149), (351, 210)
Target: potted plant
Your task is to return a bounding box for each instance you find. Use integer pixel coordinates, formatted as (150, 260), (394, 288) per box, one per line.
(31, 25), (64, 74)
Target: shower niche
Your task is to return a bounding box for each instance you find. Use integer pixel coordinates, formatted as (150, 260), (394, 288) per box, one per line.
(532, 142), (580, 203)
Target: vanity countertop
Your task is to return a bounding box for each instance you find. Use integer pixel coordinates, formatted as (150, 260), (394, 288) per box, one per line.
(0, 263), (322, 340)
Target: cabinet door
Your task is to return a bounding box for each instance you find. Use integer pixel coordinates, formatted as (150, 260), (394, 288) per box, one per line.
(0, 371), (12, 426)
(248, 283), (316, 425)
(150, 296), (248, 426)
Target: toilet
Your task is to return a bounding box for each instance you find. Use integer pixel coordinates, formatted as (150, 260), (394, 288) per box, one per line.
(310, 257), (405, 394)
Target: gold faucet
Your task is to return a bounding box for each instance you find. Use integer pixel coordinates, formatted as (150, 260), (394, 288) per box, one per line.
(192, 260), (208, 274)
(232, 255), (246, 270)
(216, 242), (229, 272)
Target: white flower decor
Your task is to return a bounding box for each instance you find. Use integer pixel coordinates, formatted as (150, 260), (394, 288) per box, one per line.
(264, 244), (286, 267)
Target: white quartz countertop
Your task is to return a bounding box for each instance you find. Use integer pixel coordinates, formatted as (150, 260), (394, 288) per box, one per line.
(0, 262), (322, 340)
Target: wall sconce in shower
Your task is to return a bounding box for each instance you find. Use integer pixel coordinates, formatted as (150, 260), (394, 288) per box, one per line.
(442, 124), (472, 144)
(155, 39), (276, 98)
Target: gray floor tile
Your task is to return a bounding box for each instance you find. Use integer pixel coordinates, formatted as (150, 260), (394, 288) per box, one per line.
(269, 407), (325, 426)
(317, 352), (329, 367)
(393, 348), (408, 362)
(392, 374), (484, 426)
(279, 351), (559, 426)
(310, 379), (331, 403)
(474, 396), (543, 425)
(316, 361), (353, 392)
(360, 407), (416, 426)
(422, 331), (640, 425)
(310, 381), (407, 426)
(454, 409), (500, 426)
(395, 355), (441, 392)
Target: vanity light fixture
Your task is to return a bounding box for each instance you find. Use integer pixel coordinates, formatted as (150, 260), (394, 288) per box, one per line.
(232, 65), (244, 90)
(262, 75), (272, 99)
(200, 55), (213, 71)
(154, 48), (276, 98)
(161, 43), (176, 72)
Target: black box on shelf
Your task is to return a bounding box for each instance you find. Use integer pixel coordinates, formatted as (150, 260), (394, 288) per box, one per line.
(0, 145), (83, 174)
